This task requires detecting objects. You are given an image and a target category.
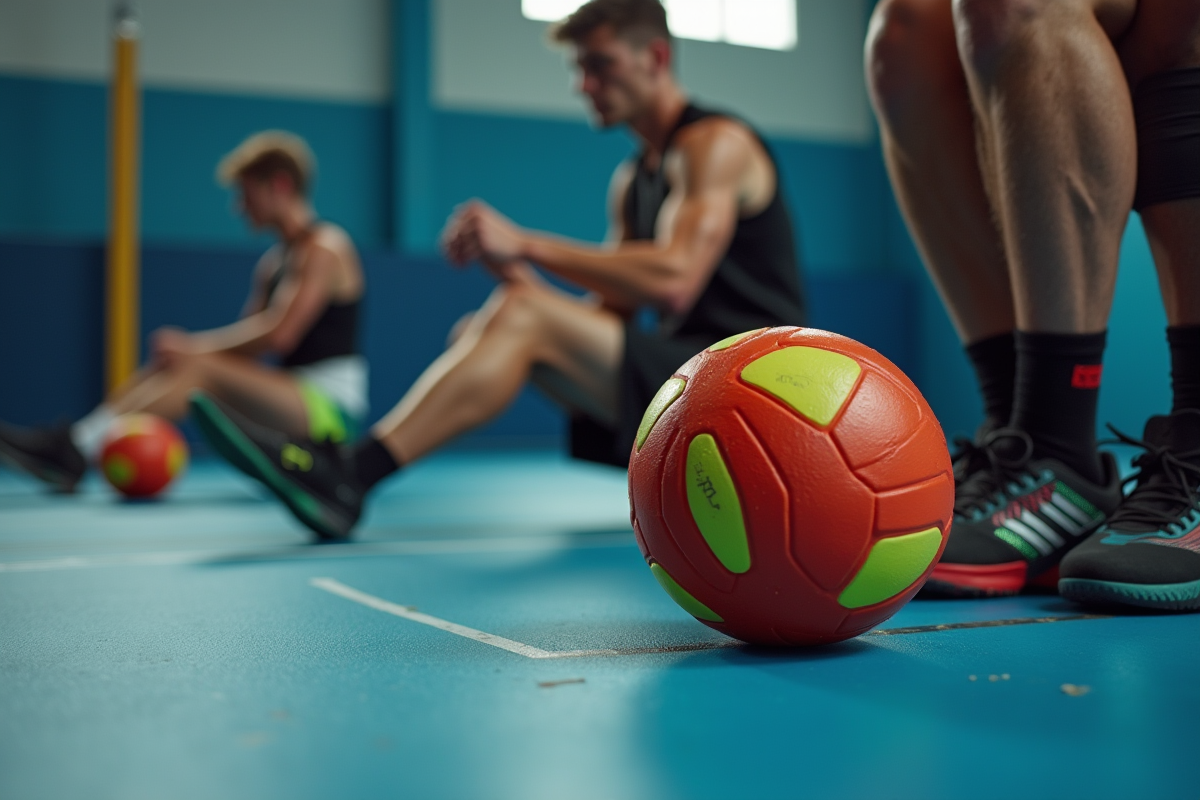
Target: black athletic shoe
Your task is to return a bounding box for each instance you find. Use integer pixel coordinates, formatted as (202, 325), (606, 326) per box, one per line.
(923, 428), (1123, 597)
(0, 420), (87, 492)
(1060, 410), (1200, 611)
(189, 393), (363, 540)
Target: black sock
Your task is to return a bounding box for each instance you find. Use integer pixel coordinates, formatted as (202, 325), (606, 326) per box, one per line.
(351, 436), (401, 490)
(1168, 325), (1200, 413)
(1011, 330), (1107, 484)
(965, 332), (1016, 435)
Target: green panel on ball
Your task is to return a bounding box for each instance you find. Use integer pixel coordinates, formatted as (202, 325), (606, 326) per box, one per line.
(650, 563), (723, 622)
(635, 377), (686, 451)
(838, 527), (943, 609)
(103, 454), (136, 488)
(685, 434), (751, 573)
(707, 328), (764, 352)
(740, 346), (861, 427)
(167, 442), (188, 478)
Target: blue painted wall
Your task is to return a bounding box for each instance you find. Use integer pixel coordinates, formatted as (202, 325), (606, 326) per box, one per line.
(0, 75), (391, 248)
(0, 75), (891, 276)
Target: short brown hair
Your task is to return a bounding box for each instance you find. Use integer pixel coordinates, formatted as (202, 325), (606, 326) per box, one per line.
(550, 0), (671, 48)
(216, 130), (315, 196)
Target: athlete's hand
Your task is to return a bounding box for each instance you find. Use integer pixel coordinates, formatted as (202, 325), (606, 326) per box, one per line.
(441, 200), (527, 267)
(151, 327), (197, 368)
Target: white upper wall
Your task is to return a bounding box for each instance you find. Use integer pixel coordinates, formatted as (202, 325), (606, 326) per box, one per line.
(434, 0), (874, 143)
(0, 0), (391, 102)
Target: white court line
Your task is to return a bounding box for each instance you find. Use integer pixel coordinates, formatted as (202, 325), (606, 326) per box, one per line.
(312, 578), (1111, 660)
(0, 532), (634, 573)
(311, 577), (559, 659)
(312, 576), (738, 659)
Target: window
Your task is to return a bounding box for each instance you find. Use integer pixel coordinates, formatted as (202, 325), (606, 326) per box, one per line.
(521, 0), (798, 51)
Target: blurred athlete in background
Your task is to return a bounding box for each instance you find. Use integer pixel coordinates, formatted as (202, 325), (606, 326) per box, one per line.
(0, 131), (368, 492)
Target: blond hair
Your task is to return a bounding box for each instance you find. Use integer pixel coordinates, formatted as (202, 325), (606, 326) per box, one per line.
(216, 130), (316, 196)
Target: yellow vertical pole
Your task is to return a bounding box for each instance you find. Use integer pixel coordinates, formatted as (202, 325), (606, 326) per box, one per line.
(107, 4), (141, 393)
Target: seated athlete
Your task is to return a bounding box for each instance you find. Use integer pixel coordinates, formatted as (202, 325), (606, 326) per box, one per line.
(866, 0), (1200, 609)
(0, 131), (368, 491)
(188, 0), (806, 540)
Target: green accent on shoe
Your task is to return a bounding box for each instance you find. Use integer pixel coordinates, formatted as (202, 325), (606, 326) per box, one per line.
(281, 443), (314, 472)
(1054, 481), (1102, 521)
(838, 527), (942, 609)
(298, 381), (352, 444)
(740, 346), (861, 427)
(995, 527), (1039, 560)
(190, 394), (344, 539)
(685, 433), (751, 574)
(636, 378), (686, 451)
(707, 329), (764, 352)
(1060, 577), (1200, 611)
(103, 453), (136, 488)
(650, 563), (723, 622)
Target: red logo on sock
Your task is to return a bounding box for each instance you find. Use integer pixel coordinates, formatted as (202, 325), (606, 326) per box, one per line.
(1071, 364), (1103, 389)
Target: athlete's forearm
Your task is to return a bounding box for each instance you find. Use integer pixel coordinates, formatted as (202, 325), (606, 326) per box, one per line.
(521, 233), (695, 314)
(190, 313), (284, 358)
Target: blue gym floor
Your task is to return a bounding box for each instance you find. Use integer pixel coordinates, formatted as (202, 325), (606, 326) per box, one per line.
(1, 451), (1197, 800)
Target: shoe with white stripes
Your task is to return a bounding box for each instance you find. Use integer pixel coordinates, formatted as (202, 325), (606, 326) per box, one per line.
(923, 428), (1123, 597)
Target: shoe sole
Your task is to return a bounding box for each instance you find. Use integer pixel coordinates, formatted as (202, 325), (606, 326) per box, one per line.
(1059, 577), (1200, 611)
(921, 561), (1029, 598)
(190, 395), (351, 541)
(0, 440), (80, 493)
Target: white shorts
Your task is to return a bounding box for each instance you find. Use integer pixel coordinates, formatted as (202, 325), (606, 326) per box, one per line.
(289, 355), (370, 420)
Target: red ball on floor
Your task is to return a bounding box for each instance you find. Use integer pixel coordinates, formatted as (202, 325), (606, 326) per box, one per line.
(629, 326), (954, 646)
(99, 414), (189, 498)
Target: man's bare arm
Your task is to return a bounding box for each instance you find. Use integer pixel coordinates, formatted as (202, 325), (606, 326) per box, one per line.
(182, 244), (341, 357)
(445, 119), (756, 317)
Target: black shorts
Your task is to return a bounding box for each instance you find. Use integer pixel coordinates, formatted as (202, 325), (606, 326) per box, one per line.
(569, 323), (713, 468)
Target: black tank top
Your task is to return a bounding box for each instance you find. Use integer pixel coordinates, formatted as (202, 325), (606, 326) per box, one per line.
(265, 227), (362, 368)
(624, 103), (806, 337)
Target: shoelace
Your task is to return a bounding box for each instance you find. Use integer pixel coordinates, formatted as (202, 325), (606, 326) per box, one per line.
(950, 436), (986, 483)
(1102, 424), (1200, 530)
(953, 428), (1037, 517)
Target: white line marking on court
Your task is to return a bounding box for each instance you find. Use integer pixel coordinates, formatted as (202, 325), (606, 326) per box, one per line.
(311, 577), (559, 659)
(311, 578), (1112, 660)
(0, 532), (635, 573)
(311, 576), (740, 659)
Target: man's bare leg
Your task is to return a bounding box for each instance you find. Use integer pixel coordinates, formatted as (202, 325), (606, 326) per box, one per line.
(866, 0), (1020, 437)
(949, 0), (1138, 487)
(106, 353), (311, 437)
(893, 0), (1139, 596)
(1058, 2), (1200, 611)
(866, 0), (1012, 345)
(371, 277), (623, 464)
(954, 0), (1137, 333)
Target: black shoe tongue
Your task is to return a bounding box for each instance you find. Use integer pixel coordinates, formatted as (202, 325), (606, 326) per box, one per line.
(1163, 409), (1200, 458)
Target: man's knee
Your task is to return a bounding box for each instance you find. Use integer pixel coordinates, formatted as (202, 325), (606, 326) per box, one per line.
(481, 282), (544, 341)
(953, 0), (1074, 77)
(866, 0), (957, 116)
(164, 351), (212, 386)
(447, 311), (476, 348)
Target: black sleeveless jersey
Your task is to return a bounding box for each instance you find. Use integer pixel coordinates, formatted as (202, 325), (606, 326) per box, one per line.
(569, 103), (807, 468)
(623, 103), (806, 337)
(264, 228), (362, 368)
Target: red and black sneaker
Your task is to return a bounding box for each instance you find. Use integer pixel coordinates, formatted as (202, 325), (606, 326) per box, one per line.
(923, 428), (1123, 597)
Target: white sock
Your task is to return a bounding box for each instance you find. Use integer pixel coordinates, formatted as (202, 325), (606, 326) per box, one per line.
(70, 406), (117, 460)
